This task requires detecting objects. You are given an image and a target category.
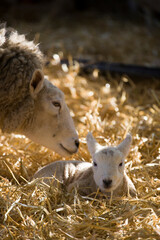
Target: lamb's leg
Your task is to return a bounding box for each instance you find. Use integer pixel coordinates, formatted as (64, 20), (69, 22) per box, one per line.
(128, 180), (136, 197)
(112, 174), (136, 197)
(67, 178), (97, 196)
(124, 174), (137, 197)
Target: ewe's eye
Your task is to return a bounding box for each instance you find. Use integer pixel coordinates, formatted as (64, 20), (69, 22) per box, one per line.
(93, 162), (97, 167)
(52, 101), (61, 108)
(119, 162), (123, 167)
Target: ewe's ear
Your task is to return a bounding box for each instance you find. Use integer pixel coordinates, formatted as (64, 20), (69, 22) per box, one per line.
(86, 132), (101, 156)
(30, 69), (44, 98)
(117, 134), (132, 158)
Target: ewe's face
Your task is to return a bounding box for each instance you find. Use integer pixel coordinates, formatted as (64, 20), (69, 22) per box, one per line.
(92, 148), (125, 192)
(27, 70), (79, 156)
(87, 132), (132, 193)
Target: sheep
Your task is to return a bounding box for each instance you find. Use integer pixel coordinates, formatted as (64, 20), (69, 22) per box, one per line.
(0, 24), (79, 156)
(33, 133), (136, 197)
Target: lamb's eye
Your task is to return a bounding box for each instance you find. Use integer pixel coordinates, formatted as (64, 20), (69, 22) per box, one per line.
(119, 162), (123, 167)
(93, 162), (97, 167)
(52, 101), (61, 108)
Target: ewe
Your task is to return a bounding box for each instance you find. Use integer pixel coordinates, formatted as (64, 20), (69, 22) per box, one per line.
(33, 133), (136, 197)
(0, 24), (79, 156)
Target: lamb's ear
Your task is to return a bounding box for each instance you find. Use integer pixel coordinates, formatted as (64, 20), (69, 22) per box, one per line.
(30, 69), (44, 98)
(86, 132), (101, 156)
(117, 134), (132, 158)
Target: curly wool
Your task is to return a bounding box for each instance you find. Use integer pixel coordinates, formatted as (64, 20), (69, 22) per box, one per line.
(0, 24), (44, 133)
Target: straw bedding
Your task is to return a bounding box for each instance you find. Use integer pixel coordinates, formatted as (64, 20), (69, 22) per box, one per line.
(0, 18), (160, 239)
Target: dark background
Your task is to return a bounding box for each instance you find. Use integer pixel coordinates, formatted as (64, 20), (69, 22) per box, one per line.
(1, 0), (160, 67)
(1, 0), (160, 22)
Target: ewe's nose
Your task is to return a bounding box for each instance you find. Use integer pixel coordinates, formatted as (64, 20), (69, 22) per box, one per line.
(75, 139), (79, 149)
(103, 179), (112, 188)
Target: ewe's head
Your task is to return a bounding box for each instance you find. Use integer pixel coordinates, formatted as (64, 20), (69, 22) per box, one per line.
(87, 133), (132, 192)
(25, 69), (79, 156)
(0, 26), (79, 156)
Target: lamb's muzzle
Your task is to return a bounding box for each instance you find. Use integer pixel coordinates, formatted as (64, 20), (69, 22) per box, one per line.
(103, 179), (112, 189)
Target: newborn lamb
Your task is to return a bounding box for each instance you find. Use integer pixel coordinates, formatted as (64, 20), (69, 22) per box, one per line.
(33, 133), (136, 197)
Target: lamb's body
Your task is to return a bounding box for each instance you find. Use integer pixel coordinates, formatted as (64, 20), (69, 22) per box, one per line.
(0, 24), (79, 156)
(33, 160), (136, 197)
(33, 160), (96, 195)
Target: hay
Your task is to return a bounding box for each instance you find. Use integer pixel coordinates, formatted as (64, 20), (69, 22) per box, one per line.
(0, 66), (159, 239)
(0, 16), (160, 240)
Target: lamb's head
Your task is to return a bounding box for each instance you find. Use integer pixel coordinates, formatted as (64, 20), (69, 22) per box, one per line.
(24, 69), (79, 156)
(87, 133), (132, 193)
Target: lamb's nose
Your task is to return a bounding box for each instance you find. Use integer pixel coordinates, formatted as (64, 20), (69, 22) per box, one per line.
(75, 139), (79, 149)
(103, 179), (112, 188)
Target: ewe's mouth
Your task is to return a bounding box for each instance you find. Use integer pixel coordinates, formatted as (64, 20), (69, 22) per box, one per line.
(59, 144), (77, 155)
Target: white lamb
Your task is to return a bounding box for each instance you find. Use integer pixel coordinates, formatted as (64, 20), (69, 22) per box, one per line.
(0, 24), (79, 156)
(33, 133), (136, 197)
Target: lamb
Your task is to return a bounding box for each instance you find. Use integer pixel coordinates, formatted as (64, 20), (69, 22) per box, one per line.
(0, 24), (79, 156)
(33, 133), (136, 197)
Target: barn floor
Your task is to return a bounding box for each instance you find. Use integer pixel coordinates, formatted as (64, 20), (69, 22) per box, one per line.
(0, 9), (160, 239)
